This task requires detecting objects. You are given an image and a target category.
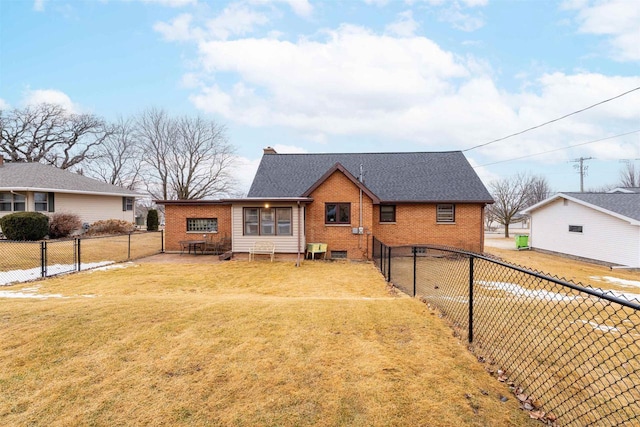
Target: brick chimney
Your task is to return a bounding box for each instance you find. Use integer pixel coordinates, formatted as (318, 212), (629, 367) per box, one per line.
(263, 146), (277, 155)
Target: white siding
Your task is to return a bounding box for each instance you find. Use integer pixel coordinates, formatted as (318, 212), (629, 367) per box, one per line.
(0, 192), (135, 225)
(231, 203), (305, 253)
(54, 193), (135, 224)
(530, 198), (640, 267)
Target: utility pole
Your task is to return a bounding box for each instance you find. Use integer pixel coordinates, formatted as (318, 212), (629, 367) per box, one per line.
(570, 157), (594, 192)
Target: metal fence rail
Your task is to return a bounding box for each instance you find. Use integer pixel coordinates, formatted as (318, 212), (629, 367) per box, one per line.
(372, 237), (640, 427)
(0, 231), (164, 286)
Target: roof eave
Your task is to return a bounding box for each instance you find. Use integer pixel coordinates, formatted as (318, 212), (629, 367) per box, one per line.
(1, 187), (142, 198)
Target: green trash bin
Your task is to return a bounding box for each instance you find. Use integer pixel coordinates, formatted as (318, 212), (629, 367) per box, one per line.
(515, 234), (529, 249)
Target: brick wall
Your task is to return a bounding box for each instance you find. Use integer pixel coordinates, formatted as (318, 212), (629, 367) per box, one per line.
(372, 203), (485, 253)
(164, 204), (232, 252)
(306, 171), (374, 260)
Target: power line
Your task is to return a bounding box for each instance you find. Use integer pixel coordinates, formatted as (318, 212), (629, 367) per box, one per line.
(462, 86), (640, 153)
(474, 130), (640, 167)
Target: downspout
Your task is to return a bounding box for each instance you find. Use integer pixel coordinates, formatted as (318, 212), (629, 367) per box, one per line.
(359, 163), (363, 250)
(296, 201), (301, 267)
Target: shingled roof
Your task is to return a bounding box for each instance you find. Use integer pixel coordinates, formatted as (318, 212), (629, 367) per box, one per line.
(560, 192), (640, 222)
(523, 192), (640, 224)
(0, 162), (141, 197)
(247, 151), (493, 203)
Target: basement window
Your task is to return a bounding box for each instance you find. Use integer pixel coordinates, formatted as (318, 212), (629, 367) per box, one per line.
(568, 225), (583, 233)
(330, 250), (347, 259)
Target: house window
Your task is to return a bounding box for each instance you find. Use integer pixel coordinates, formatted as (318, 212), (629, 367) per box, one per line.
(380, 205), (396, 222)
(0, 192), (26, 212)
(187, 218), (218, 232)
(330, 250), (347, 259)
(123, 197), (134, 211)
(244, 207), (292, 236)
(437, 204), (455, 223)
(568, 225), (583, 233)
(325, 203), (350, 224)
(34, 192), (48, 212)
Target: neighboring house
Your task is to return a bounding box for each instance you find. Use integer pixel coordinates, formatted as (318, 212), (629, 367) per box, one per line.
(0, 158), (142, 227)
(522, 192), (640, 268)
(158, 148), (494, 259)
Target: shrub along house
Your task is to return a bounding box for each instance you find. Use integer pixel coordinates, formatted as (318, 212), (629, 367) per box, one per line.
(0, 158), (141, 228)
(158, 148), (494, 260)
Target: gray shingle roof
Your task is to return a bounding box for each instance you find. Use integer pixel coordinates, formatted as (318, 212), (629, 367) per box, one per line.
(248, 151), (493, 203)
(562, 192), (640, 222)
(0, 162), (141, 197)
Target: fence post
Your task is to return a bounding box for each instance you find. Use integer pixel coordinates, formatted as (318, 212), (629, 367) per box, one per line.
(387, 247), (392, 282)
(413, 246), (417, 297)
(161, 230), (165, 253)
(128, 233), (131, 260)
(40, 241), (46, 278)
(77, 238), (82, 271)
(468, 256), (474, 343)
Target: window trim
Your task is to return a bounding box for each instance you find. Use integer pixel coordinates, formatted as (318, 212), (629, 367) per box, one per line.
(123, 197), (134, 211)
(436, 204), (455, 223)
(325, 203), (351, 225)
(186, 218), (218, 233)
(243, 207), (293, 236)
(380, 205), (396, 223)
(0, 192), (26, 212)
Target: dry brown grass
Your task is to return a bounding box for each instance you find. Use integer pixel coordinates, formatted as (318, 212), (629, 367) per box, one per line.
(0, 260), (538, 426)
(385, 248), (640, 425)
(0, 232), (162, 272)
(484, 240), (640, 292)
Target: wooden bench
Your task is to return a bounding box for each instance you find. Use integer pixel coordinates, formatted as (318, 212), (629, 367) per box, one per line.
(249, 241), (275, 261)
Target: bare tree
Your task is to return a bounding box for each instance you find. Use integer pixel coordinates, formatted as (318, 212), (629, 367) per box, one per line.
(0, 103), (112, 169)
(488, 173), (537, 238)
(84, 117), (143, 190)
(525, 175), (552, 206)
(136, 108), (236, 200)
(136, 108), (174, 200)
(618, 161), (640, 188)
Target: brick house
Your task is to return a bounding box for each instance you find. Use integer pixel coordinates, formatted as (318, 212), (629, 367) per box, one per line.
(158, 148), (494, 259)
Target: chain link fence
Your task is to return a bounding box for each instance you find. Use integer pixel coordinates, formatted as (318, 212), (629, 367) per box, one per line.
(0, 231), (164, 286)
(372, 237), (640, 427)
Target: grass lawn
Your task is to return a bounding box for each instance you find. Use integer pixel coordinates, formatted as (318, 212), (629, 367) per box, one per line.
(0, 260), (538, 426)
(483, 241), (640, 296)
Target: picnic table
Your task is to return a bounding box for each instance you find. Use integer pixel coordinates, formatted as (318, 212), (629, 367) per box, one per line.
(179, 239), (205, 255)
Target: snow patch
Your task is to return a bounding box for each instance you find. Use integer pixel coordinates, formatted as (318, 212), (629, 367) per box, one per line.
(0, 261), (115, 286)
(0, 284), (66, 299)
(476, 280), (578, 302)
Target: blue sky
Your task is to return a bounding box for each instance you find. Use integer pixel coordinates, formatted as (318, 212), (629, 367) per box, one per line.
(1, 0), (639, 195)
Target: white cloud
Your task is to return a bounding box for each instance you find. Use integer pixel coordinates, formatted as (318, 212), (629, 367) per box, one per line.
(272, 144), (308, 153)
(205, 3), (269, 40)
(250, 0), (313, 18)
(385, 10), (419, 37)
(564, 0), (640, 62)
(0, 98), (9, 110)
(231, 156), (262, 196)
(154, 4), (269, 42)
(139, 0), (197, 7)
(154, 13), (203, 41)
(438, 4), (485, 32)
(33, 0), (46, 12)
(21, 89), (79, 113)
